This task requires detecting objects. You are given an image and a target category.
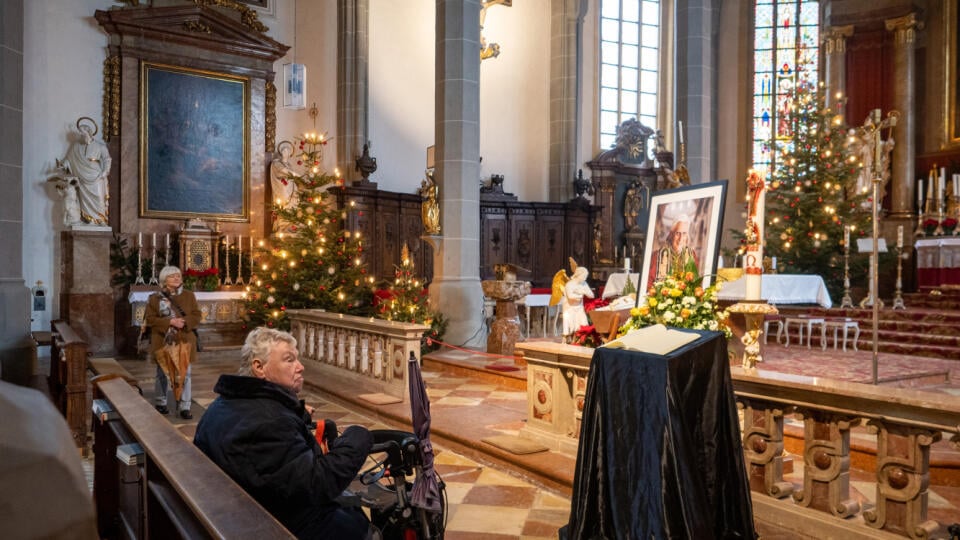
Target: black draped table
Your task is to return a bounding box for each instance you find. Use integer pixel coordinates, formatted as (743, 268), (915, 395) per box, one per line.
(562, 330), (756, 539)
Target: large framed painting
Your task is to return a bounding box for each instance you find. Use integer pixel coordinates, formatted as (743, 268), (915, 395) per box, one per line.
(639, 180), (728, 295)
(140, 62), (250, 221)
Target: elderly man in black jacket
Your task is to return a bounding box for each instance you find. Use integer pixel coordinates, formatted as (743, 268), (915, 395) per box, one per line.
(194, 327), (374, 539)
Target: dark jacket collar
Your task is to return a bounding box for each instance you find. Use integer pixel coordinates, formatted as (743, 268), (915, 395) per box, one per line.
(213, 374), (301, 411)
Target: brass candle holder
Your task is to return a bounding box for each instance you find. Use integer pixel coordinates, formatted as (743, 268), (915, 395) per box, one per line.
(840, 239), (854, 308)
(892, 245), (906, 310)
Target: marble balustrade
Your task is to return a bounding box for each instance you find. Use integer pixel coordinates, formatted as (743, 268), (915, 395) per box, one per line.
(515, 341), (960, 539)
(287, 310), (429, 403)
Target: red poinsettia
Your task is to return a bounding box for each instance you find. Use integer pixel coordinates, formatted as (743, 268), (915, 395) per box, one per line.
(571, 325), (604, 348)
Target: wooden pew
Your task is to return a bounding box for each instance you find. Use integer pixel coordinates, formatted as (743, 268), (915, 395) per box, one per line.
(49, 320), (141, 452)
(49, 319), (89, 449)
(92, 377), (294, 539)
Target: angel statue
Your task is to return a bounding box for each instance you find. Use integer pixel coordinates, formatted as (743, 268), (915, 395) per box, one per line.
(550, 258), (595, 342)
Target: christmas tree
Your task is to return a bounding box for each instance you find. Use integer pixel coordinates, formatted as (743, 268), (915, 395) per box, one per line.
(374, 243), (447, 354)
(743, 82), (871, 300)
(244, 133), (374, 329)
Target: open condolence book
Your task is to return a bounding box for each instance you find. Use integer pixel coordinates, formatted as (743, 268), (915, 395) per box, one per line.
(602, 324), (698, 356)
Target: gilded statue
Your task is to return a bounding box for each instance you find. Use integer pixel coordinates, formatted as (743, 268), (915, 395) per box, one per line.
(419, 171), (441, 235)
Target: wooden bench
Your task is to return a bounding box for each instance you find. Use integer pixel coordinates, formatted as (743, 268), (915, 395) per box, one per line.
(92, 377), (294, 539)
(49, 320), (140, 452)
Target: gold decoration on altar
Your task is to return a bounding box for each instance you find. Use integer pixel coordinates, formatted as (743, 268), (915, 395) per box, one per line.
(265, 81), (277, 153)
(102, 56), (120, 142)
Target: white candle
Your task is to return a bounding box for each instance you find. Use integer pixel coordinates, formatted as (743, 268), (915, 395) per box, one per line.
(744, 171), (766, 301)
(165, 233), (170, 249)
(137, 232), (142, 248)
(844, 225), (850, 247)
(151, 232), (156, 250)
(930, 170), (936, 202)
(942, 168), (948, 199)
(954, 174), (959, 197)
(897, 225), (903, 248)
(624, 257), (631, 272)
(678, 120), (684, 146)
(918, 179), (924, 210)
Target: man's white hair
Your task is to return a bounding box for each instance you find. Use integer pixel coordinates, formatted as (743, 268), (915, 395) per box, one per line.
(239, 327), (298, 376)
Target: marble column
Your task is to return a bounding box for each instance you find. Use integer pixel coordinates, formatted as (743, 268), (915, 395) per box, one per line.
(885, 13), (920, 219)
(822, 25), (853, 112)
(337, 0), (369, 184)
(0, 0), (33, 384)
(429, 0), (485, 348)
(548, 0), (587, 202)
(60, 229), (115, 356)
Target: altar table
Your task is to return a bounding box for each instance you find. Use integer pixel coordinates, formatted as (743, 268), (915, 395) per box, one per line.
(717, 274), (833, 307)
(127, 290), (247, 326)
(562, 331), (755, 539)
(915, 237), (960, 288)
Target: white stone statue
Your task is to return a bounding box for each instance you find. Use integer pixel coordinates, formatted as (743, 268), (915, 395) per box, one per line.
(54, 177), (82, 226)
(56, 117), (111, 225)
(561, 266), (594, 337)
(270, 140), (298, 210)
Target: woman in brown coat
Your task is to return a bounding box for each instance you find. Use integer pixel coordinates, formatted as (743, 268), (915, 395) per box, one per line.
(145, 265), (202, 419)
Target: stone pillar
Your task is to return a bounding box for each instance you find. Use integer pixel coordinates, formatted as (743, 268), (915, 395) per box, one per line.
(60, 229), (115, 356)
(337, 0), (369, 183)
(676, 0), (717, 183)
(885, 13), (920, 219)
(0, 0), (33, 384)
(822, 25), (853, 112)
(548, 0), (587, 202)
(429, 0), (485, 348)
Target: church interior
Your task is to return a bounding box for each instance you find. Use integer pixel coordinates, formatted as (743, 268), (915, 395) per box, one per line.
(5, 0), (960, 538)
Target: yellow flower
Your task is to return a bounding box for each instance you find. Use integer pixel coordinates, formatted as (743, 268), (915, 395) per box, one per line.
(648, 298), (658, 308)
(670, 288), (683, 297)
(630, 307), (642, 317)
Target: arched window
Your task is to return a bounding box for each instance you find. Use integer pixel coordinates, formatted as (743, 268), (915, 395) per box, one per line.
(752, 0), (819, 176)
(599, 0), (660, 150)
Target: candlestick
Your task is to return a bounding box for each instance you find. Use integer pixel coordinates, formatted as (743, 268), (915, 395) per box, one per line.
(840, 235), (853, 308)
(152, 232), (156, 251)
(893, 245), (906, 310)
(942, 168), (947, 199)
(164, 233), (170, 265)
(236, 234), (244, 285)
(148, 232), (158, 285)
(918, 178), (924, 211)
(844, 225), (850, 247)
(138, 232), (142, 248)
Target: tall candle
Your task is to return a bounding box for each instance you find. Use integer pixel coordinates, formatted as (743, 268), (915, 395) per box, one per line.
(942, 168), (948, 199)
(624, 257), (631, 272)
(151, 232), (156, 250)
(744, 171), (766, 301)
(137, 232), (142, 248)
(897, 225), (903, 248)
(165, 233), (170, 249)
(918, 179), (924, 210)
(844, 225), (850, 247)
(678, 120), (684, 146)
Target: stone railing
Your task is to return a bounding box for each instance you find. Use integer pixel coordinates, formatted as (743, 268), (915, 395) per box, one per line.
(514, 341), (960, 539)
(287, 310), (429, 403)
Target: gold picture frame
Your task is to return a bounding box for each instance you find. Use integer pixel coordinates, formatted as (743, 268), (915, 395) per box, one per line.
(139, 62), (250, 221)
(947, 1), (960, 147)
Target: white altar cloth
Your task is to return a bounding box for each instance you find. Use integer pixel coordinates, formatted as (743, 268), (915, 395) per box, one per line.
(717, 274), (832, 308)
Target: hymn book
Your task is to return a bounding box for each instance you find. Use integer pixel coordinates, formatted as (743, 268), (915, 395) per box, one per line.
(602, 324), (698, 356)
(92, 399), (118, 422)
(116, 443), (144, 466)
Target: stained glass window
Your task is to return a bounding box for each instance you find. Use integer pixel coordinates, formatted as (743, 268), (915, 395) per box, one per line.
(599, 0), (660, 150)
(752, 0), (819, 176)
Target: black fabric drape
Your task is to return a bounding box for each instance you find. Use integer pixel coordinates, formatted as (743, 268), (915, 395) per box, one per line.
(562, 330), (756, 540)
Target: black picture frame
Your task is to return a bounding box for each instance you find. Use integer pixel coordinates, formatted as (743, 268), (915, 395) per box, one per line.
(639, 180), (728, 295)
(140, 62), (250, 221)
